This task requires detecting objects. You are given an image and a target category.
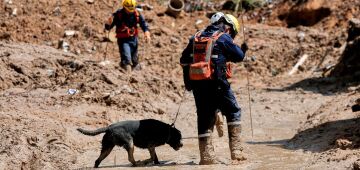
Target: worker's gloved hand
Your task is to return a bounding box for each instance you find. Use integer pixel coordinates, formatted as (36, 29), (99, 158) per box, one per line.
(104, 24), (111, 31)
(144, 31), (151, 43)
(241, 43), (248, 54)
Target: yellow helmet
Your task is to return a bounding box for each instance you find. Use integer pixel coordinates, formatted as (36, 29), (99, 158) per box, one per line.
(223, 14), (240, 35)
(122, 0), (137, 12)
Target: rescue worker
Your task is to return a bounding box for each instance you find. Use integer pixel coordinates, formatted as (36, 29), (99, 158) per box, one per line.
(180, 14), (248, 164)
(105, 0), (151, 72)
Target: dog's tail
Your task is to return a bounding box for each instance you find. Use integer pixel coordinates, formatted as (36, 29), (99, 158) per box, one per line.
(77, 127), (108, 136)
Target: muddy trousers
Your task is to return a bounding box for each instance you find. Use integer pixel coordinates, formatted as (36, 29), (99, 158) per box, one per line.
(192, 81), (242, 136)
(117, 37), (138, 68)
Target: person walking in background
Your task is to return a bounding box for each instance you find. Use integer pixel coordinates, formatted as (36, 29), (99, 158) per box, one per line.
(105, 0), (151, 73)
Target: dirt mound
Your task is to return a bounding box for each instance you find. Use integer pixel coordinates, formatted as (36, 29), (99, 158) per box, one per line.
(331, 18), (360, 79)
(0, 40), (187, 169)
(277, 0), (331, 28)
(247, 0), (359, 38)
(286, 85), (360, 168)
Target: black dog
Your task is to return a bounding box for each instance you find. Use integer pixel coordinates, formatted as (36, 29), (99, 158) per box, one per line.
(77, 119), (183, 168)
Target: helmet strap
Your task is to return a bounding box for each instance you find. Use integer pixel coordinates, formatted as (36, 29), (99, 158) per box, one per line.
(124, 8), (134, 13)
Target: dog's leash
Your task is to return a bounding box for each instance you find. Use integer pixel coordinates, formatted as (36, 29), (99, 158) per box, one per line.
(170, 89), (187, 127)
(181, 136), (198, 140)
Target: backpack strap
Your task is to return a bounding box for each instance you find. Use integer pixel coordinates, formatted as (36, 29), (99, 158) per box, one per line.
(211, 31), (224, 41)
(192, 30), (203, 60)
(134, 10), (140, 24)
(117, 9), (140, 25)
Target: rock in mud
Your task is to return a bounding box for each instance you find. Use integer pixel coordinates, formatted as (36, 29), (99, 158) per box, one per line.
(157, 108), (165, 115)
(86, 0), (95, 4)
(335, 138), (353, 150)
(58, 40), (70, 52)
(64, 30), (77, 37)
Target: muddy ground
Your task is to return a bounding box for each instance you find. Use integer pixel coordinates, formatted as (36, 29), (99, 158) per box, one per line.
(0, 0), (359, 169)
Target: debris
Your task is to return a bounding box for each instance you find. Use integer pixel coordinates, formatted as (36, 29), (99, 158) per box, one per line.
(170, 37), (180, 44)
(11, 8), (17, 16)
(138, 4), (153, 10)
(86, 0), (95, 4)
(99, 60), (111, 66)
(348, 86), (359, 91)
(195, 19), (203, 25)
(46, 69), (55, 77)
(75, 48), (81, 55)
(26, 136), (39, 147)
(64, 30), (77, 37)
(120, 85), (132, 93)
(297, 31), (306, 41)
(58, 39), (70, 52)
(250, 55), (256, 62)
(271, 68), (279, 76)
(335, 138), (353, 150)
(67, 89), (78, 95)
(288, 54), (309, 75)
(53, 7), (61, 16)
(165, 0), (184, 18)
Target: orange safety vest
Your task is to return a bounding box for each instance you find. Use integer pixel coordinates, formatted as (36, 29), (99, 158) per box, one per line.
(189, 31), (232, 80)
(116, 10), (140, 38)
